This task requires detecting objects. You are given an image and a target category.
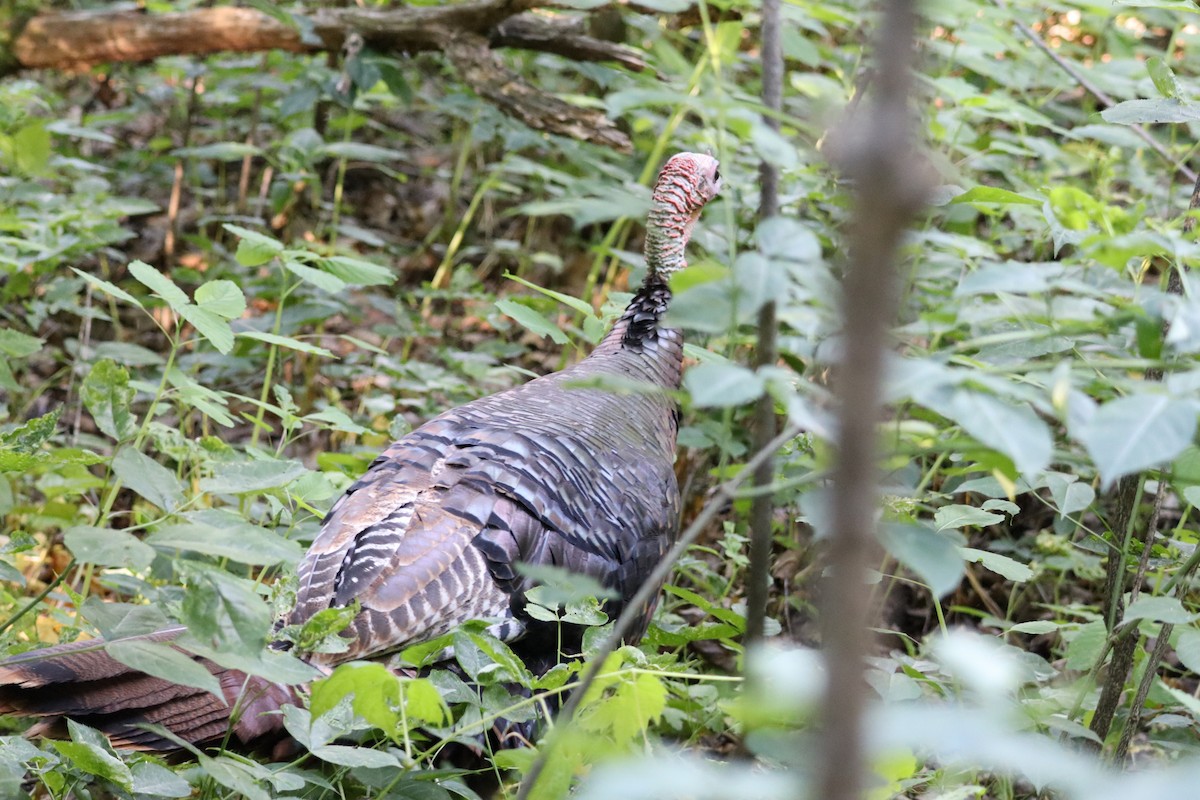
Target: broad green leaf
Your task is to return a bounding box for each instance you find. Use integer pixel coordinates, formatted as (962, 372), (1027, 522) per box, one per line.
(579, 671), (668, 744)
(935, 505), (1005, 530)
(239, 330), (335, 358)
(312, 663), (409, 738)
(1009, 620), (1059, 634)
(1, 406), (60, 453)
(106, 639), (225, 701)
(197, 755), (271, 800)
(284, 259), (346, 293)
(683, 362), (765, 408)
(148, 521), (301, 566)
(179, 567), (273, 654)
(950, 186), (1043, 207)
(53, 721), (132, 789)
(14, 121), (50, 174)
(960, 548), (1034, 582)
(198, 458), (309, 495)
(81, 360), (135, 441)
(178, 304), (234, 353)
(195, 280), (247, 319)
(128, 260), (190, 311)
(224, 224), (283, 267)
(1065, 620), (1108, 670)
(64, 525), (156, 570)
(1147, 56), (1183, 99)
(111, 447), (184, 511)
(304, 407), (369, 434)
(130, 761), (192, 798)
(0, 328), (44, 358)
(879, 523), (964, 598)
(323, 255), (395, 286)
(1124, 596), (1196, 625)
(1101, 98), (1200, 125)
(1079, 395), (1197, 487)
(174, 142), (263, 159)
(311, 744), (400, 768)
(496, 298), (568, 344)
(750, 119), (798, 169)
(1176, 628), (1200, 673)
(320, 142), (407, 162)
(934, 389), (1052, 477)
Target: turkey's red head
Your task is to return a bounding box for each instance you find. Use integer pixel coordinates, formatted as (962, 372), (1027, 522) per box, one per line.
(645, 152), (721, 279)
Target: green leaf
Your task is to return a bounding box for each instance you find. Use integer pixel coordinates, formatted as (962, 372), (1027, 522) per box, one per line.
(81, 360), (135, 441)
(879, 522), (964, 598)
(1101, 98), (1200, 125)
(148, 520), (301, 566)
(949, 186), (1043, 207)
(683, 362), (765, 408)
(311, 744), (400, 768)
(174, 142), (263, 159)
(1066, 620), (1108, 670)
(1, 406), (60, 453)
(198, 458), (309, 495)
(53, 721), (132, 789)
(64, 525), (156, 571)
(111, 447), (184, 511)
(130, 761), (192, 798)
(1124, 596), (1196, 625)
(935, 505), (1006, 530)
(128, 260), (190, 311)
(14, 121), (50, 174)
(496, 299), (568, 344)
(960, 547), (1034, 582)
(323, 256), (395, 286)
(1079, 395), (1197, 488)
(0, 328), (44, 358)
(933, 388), (1052, 477)
(106, 639), (225, 702)
(505, 272), (596, 316)
(304, 407), (369, 434)
(320, 142), (407, 162)
(178, 305), (235, 354)
(1147, 57), (1183, 99)
(1175, 628), (1200, 673)
(195, 280), (247, 319)
(239, 330), (335, 358)
(1009, 620), (1059, 634)
(312, 663), (405, 738)
(284, 259), (346, 293)
(223, 224), (284, 267)
(197, 755), (271, 800)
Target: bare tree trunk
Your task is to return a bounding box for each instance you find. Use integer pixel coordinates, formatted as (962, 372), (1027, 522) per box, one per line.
(819, 3), (929, 799)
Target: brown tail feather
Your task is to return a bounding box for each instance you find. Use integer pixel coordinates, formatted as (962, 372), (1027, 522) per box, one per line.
(0, 629), (294, 752)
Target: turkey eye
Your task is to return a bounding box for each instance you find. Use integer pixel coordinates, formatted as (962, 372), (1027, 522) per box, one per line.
(713, 168), (721, 182)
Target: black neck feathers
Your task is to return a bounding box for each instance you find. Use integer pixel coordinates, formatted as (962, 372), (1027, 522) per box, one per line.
(620, 276), (672, 353)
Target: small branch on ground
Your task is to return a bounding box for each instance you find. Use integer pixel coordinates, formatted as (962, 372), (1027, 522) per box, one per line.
(818, 2), (931, 799)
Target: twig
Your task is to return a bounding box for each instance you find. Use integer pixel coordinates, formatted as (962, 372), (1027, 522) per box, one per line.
(514, 423), (804, 800)
(990, 0), (1197, 184)
(819, 2), (930, 799)
(744, 0), (783, 646)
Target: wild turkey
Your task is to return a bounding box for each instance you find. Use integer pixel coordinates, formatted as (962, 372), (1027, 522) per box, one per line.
(0, 152), (722, 752)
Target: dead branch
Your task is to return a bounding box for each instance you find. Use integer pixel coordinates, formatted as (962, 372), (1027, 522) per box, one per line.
(6, 3), (647, 150)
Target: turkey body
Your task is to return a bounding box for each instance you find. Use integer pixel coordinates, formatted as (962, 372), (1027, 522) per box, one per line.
(290, 281), (683, 670)
(0, 152), (721, 753)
